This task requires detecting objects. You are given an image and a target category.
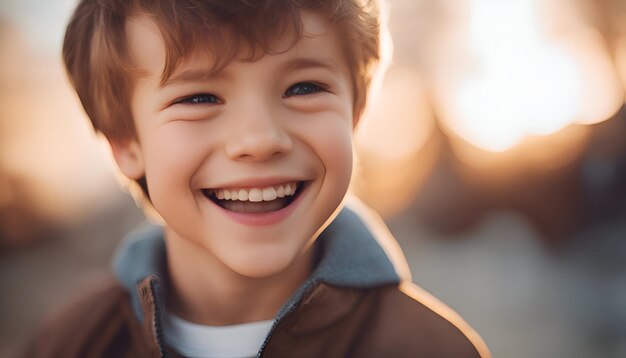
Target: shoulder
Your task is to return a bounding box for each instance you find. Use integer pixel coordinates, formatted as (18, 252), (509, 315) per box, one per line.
(25, 273), (144, 358)
(360, 282), (491, 358)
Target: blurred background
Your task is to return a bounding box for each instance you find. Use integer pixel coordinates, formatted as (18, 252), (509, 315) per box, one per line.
(1, 0), (625, 356)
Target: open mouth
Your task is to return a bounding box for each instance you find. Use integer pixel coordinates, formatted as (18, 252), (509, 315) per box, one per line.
(202, 181), (307, 214)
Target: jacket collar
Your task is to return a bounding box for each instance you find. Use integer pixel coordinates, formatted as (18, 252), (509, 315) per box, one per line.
(112, 203), (408, 336)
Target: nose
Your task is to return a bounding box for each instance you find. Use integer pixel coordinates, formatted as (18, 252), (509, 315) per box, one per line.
(224, 106), (293, 162)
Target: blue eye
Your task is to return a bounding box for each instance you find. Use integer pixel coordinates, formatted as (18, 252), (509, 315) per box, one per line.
(283, 82), (325, 98)
(177, 94), (222, 105)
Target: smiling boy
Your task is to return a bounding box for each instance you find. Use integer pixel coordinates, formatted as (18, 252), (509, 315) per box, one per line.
(28, 1), (489, 357)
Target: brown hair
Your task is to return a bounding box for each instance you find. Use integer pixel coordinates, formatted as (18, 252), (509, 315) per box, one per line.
(63, 0), (384, 141)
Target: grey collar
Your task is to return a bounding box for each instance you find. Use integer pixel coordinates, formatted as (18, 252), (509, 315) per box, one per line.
(113, 206), (403, 322)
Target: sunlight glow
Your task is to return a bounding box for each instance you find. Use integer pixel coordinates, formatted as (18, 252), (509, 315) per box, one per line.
(616, 36), (626, 103)
(437, 0), (622, 153)
(0, 27), (120, 227)
(354, 67), (437, 217)
(357, 68), (433, 161)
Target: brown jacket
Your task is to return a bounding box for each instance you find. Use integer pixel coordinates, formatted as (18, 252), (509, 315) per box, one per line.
(27, 207), (490, 357)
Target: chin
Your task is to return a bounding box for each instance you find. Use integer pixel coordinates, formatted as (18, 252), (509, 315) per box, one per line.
(229, 259), (293, 279)
(224, 244), (309, 280)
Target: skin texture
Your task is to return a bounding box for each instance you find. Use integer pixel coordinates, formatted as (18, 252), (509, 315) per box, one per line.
(110, 12), (356, 325)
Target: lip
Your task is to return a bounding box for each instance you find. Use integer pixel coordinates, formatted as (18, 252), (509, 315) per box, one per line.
(207, 181), (309, 226)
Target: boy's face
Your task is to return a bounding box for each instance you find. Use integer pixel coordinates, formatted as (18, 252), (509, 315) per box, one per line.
(114, 12), (355, 278)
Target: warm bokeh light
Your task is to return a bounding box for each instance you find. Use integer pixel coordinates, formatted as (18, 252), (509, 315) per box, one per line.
(450, 124), (592, 183)
(435, 0), (623, 153)
(561, 29), (623, 125)
(357, 67), (434, 161)
(0, 24), (119, 232)
(616, 36), (626, 102)
(354, 66), (438, 217)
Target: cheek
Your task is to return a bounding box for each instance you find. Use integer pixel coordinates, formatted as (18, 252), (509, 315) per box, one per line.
(326, 131), (353, 182)
(307, 117), (354, 189)
(142, 123), (213, 197)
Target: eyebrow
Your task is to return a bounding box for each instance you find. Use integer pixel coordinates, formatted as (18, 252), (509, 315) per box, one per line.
(159, 69), (232, 88)
(282, 57), (342, 74)
(159, 57), (341, 88)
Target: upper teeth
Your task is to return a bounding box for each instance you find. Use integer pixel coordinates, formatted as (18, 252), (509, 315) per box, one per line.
(212, 182), (298, 202)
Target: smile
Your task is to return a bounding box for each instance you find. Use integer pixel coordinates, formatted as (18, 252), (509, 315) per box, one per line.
(202, 181), (306, 214)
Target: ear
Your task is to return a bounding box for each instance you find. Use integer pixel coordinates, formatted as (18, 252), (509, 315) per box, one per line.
(352, 95), (365, 130)
(109, 138), (145, 180)
(352, 111), (361, 130)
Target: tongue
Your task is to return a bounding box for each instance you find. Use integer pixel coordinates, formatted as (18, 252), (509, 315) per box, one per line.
(220, 198), (289, 213)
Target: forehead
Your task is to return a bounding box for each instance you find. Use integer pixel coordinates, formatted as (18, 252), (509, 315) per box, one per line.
(125, 16), (164, 76)
(125, 11), (349, 81)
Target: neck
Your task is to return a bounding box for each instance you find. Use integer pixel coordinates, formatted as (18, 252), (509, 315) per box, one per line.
(163, 227), (315, 326)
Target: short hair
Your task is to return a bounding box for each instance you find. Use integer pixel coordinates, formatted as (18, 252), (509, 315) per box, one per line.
(63, 0), (384, 141)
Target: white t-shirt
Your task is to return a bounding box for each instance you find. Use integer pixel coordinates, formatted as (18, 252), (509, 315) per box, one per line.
(164, 313), (274, 358)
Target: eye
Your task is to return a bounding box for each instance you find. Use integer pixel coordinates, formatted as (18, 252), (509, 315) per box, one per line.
(283, 82), (326, 98)
(175, 93), (223, 105)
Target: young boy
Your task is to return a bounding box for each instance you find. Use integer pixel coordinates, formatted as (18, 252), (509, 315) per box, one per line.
(29, 0), (489, 357)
